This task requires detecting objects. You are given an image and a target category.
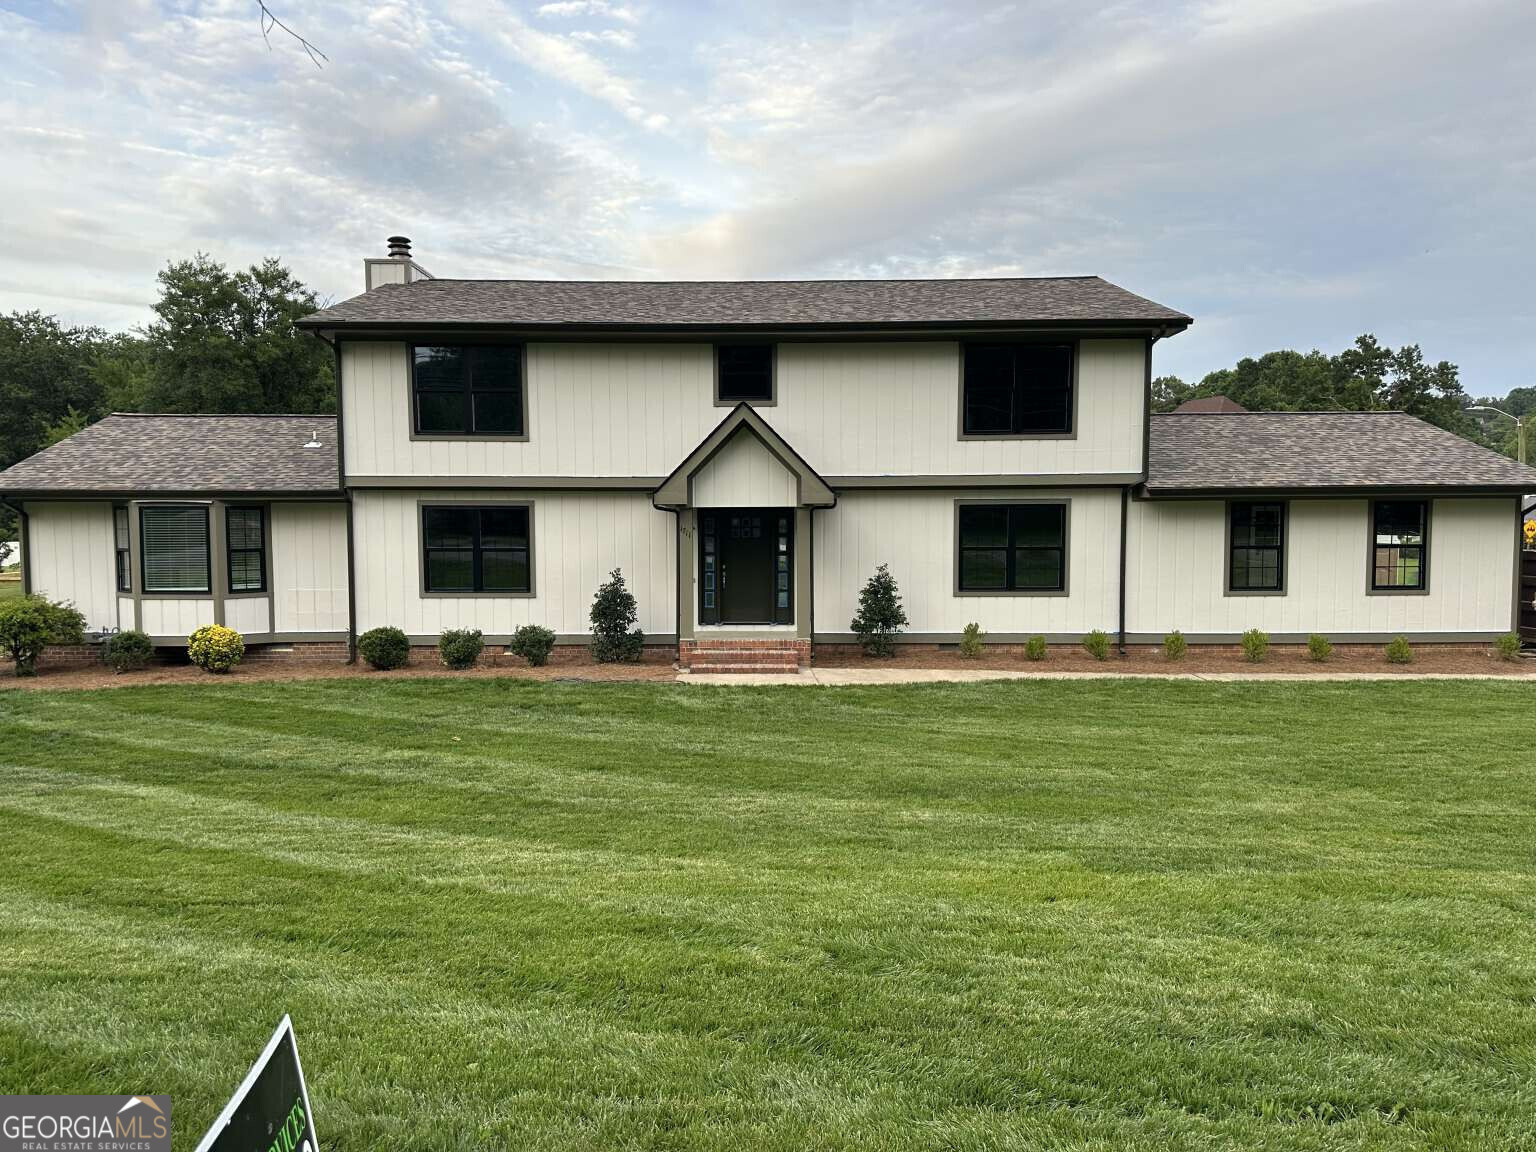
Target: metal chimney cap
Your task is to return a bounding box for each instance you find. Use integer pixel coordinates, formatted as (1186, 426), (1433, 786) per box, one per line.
(386, 236), (412, 259)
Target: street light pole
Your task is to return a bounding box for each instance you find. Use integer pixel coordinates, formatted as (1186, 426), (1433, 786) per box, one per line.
(1469, 404), (1526, 465)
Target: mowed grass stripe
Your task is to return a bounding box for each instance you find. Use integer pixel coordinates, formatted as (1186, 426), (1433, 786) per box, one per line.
(2, 679), (1536, 1149)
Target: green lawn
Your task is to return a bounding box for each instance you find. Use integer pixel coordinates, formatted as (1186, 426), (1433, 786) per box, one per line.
(2, 679), (1535, 1150)
(0, 578), (22, 600)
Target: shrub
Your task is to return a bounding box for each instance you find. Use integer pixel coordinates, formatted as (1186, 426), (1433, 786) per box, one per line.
(103, 629), (153, 673)
(850, 564), (909, 657)
(1240, 628), (1269, 663)
(1082, 629), (1110, 661)
(1163, 631), (1187, 661)
(358, 626), (410, 670)
(1024, 635), (1047, 662)
(1494, 632), (1522, 661)
(0, 595), (86, 677)
(958, 622), (985, 658)
(188, 624), (244, 673)
(1384, 635), (1414, 664)
(1307, 634), (1334, 663)
(438, 628), (484, 670)
(510, 623), (557, 667)
(590, 568), (646, 663)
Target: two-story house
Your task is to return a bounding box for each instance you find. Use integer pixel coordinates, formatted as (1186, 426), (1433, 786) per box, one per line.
(5, 237), (1534, 669)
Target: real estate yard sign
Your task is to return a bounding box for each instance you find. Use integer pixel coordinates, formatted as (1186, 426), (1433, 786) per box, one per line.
(194, 1016), (316, 1152)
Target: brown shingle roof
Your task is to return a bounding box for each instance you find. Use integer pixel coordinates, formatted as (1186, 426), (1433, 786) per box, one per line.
(1172, 394), (1248, 413)
(298, 276), (1191, 330)
(0, 414), (339, 495)
(1147, 412), (1536, 494)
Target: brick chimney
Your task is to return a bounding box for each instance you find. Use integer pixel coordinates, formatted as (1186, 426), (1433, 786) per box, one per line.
(364, 235), (434, 291)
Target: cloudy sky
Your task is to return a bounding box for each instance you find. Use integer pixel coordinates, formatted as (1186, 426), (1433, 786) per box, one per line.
(2, 0), (1533, 389)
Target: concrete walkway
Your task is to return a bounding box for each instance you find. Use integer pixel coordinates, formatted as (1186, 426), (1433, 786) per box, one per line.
(680, 667), (1536, 686)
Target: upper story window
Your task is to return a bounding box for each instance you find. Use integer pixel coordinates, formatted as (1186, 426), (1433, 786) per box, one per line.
(412, 345), (525, 437)
(1228, 502), (1285, 593)
(226, 506), (267, 594)
(962, 343), (1074, 437)
(715, 344), (775, 404)
(422, 504), (532, 594)
(114, 506), (131, 593)
(1371, 500), (1428, 591)
(140, 505), (211, 595)
(956, 502), (1067, 593)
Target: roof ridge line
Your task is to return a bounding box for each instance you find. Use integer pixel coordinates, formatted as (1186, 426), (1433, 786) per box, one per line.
(1153, 409), (1410, 417)
(107, 411), (338, 419)
(414, 275), (1107, 286)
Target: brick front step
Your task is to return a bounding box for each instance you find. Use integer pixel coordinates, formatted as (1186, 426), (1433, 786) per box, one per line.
(678, 637), (811, 671)
(678, 642), (811, 675)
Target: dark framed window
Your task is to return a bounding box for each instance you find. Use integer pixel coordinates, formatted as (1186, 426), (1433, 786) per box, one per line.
(113, 506), (131, 593)
(140, 505), (211, 594)
(226, 506), (267, 594)
(1372, 500), (1428, 591)
(422, 505), (531, 594)
(1228, 502), (1285, 592)
(412, 345), (525, 436)
(715, 344), (774, 404)
(962, 343), (1074, 436)
(957, 503), (1067, 592)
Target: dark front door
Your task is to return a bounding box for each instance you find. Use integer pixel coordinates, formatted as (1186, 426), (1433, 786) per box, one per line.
(699, 510), (794, 625)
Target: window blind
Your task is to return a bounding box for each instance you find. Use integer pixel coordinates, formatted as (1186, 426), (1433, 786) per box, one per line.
(140, 506), (211, 593)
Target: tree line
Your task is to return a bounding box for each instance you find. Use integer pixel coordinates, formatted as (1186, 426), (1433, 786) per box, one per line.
(1, 254), (333, 548)
(1153, 335), (1530, 461)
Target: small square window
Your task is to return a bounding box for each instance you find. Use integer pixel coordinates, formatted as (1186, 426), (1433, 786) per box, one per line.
(716, 345), (774, 403)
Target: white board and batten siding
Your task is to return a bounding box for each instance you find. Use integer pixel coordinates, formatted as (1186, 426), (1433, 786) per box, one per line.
(774, 340), (1145, 479)
(224, 597), (271, 636)
(342, 340), (1147, 482)
(814, 489), (1122, 639)
(271, 503), (349, 634)
(23, 501), (118, 633)
(1126, 497), (1515, 638)
(140, 598), (216, 637)
(692, 433), (798, 507)
(351, 489), (675, 639)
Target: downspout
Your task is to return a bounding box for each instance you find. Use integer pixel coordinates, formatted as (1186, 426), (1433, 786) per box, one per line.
(330, 335), (359, 664)
(1118, 485), (1128, 655)
(1123, 329), (1166, 655)
(1, 498), (29, 595)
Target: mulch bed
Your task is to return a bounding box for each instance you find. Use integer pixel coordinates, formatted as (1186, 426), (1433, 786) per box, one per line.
(813, 643), (1536, 677)
(0, 655), (679, 692)
(4, 642), (1532, 691)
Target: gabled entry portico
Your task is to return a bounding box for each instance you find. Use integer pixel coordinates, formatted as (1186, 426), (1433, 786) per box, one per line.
(654, 404), (835, 655)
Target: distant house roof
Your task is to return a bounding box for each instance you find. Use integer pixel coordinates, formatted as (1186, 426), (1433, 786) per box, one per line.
(1147, 412), (1536, 495)
(298, 276), (1192, 332)
(0, 414), (340, 496)
(1172, 394), (1248, 414)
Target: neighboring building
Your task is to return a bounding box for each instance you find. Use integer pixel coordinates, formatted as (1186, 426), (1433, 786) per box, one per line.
(1172, 394), (1248, 413)
(4, 238), (1534, 667)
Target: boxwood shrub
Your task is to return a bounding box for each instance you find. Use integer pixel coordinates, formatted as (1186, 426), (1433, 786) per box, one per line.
(1240, 628), (1269, 663)
(510, 624), (557, 667)
(103, 629), (153, 673)
(358, 626), (410, 670)
(438, 628), (484, 670)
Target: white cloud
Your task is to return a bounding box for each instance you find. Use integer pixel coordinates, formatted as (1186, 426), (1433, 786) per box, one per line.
(535, 1), (639, 22)
(2, 0), (1534, 392)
